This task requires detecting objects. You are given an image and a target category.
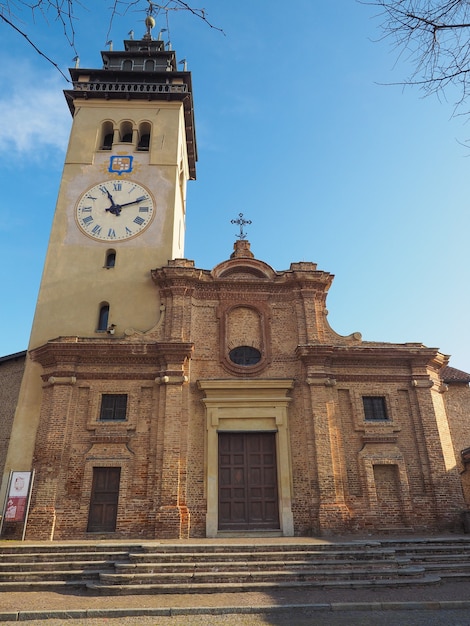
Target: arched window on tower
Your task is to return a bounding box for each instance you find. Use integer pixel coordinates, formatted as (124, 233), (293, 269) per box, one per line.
(144, 59), (155, 71)
(97, 303), (110, 332)
(104, 249), (116, 268)
(120, 121), (133, 143)
(100, 121), (114, 150)
(122, 59), (133, 71)
(137, 122), (151, 151)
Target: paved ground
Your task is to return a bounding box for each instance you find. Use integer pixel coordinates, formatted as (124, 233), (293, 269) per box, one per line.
(1, 610), (470, 626)
(2, 581), (470, 624)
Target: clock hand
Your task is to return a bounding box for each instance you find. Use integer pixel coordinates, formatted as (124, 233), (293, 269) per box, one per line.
(105, 188), (115, 202)
(115, 196), (147, 209)
(105, 196), (146, 215)
(103, 188), (122, 215)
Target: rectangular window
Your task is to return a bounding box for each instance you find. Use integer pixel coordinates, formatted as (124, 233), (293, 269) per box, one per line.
(99, 394), (128, 421)
(362, 396), (389, 421)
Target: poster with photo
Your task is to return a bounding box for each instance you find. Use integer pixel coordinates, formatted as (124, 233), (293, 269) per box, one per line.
(4, 471), (32, 522)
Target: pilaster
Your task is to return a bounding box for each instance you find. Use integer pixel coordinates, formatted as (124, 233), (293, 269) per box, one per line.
(25, 376), (77, 539)
(154, 343), (193, 538)
(306, 374), (351, 533)
(411, 361), (465, 528)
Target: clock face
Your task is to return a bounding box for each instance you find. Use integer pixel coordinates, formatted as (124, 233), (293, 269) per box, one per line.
(75, 180), (155, 241)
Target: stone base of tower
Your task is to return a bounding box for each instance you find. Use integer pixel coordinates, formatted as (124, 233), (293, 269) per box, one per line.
(25, 506), (56, 540)
(155, 505), (190, 539)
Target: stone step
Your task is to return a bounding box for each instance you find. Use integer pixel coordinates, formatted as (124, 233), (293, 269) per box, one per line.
(0, 537), (468, 595)
(417, 562), (470, 574)
(393, 544), (470, 554)
(410, 553), (470, 562)
(0, 543), (142, 555)
(86, 574), (443, 595)
(2, 556), (466, 582)
(97, 565), (426, 586)
(438, 571), (470, 582)
(134, 542), (470, 558)
(0, 580), (87, 592)
(128, 548), (397, 563)
(0, 560), (116, 573)
(0, 568), (105, 583)
(138, 542), (383, 554)
(381, 537), (470, 545)
(0, 550), (130, 563)
(115, 558), (405, 574)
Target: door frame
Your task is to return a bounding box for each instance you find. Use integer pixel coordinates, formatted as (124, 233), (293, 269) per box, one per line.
(198, 379), (294, 537)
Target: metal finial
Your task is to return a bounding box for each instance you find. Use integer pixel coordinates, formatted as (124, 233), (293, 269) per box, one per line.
(231, 213), (252, 240)
(145, 16), (155, 38)
(144, 1), (156, 39)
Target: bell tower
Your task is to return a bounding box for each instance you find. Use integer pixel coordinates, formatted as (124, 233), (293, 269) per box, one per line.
(35, 16), (196, 345)
(1, 16), (196, 507)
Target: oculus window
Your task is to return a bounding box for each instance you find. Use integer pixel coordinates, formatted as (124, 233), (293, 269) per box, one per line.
(229, 346), (261, 366)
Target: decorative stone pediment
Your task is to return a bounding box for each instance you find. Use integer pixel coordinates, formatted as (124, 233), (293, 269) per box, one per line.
(212, 241), (276, 281)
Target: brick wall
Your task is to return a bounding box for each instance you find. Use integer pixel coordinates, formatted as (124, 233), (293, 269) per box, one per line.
(0, 353), (25, 481)
(444, 383), (470, 506)
(17, 244), (469, 539)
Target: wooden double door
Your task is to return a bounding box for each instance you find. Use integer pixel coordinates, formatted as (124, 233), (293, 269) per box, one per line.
(218, 432), (280, 531)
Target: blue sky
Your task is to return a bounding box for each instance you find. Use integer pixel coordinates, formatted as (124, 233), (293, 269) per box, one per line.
(0, 1), (469, 372)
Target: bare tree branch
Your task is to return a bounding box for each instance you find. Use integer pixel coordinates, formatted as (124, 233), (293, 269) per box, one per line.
(363, 0), (470, 113)
(1, 0), (223, 77)
(0, 11), (70, 80)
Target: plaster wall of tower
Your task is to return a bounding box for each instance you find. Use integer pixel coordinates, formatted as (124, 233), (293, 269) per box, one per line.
(0, 359), (43, 505)
(0, 354), (25, 481)
(29, 100), (188, 349)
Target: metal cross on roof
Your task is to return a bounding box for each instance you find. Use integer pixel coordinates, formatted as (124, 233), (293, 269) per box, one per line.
(231, 213), (252, 240)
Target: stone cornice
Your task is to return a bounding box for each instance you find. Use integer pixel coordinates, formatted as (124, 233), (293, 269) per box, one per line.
(30, 337), (194, 376)
(296, 343), (441, 368)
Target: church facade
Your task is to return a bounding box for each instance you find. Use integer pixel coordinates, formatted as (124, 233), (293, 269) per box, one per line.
(1, 22), (469, 540)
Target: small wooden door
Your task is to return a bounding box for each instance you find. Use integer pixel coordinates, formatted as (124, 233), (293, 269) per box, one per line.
(87, 467), (121, 532)
(218, 432), (279, 531)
